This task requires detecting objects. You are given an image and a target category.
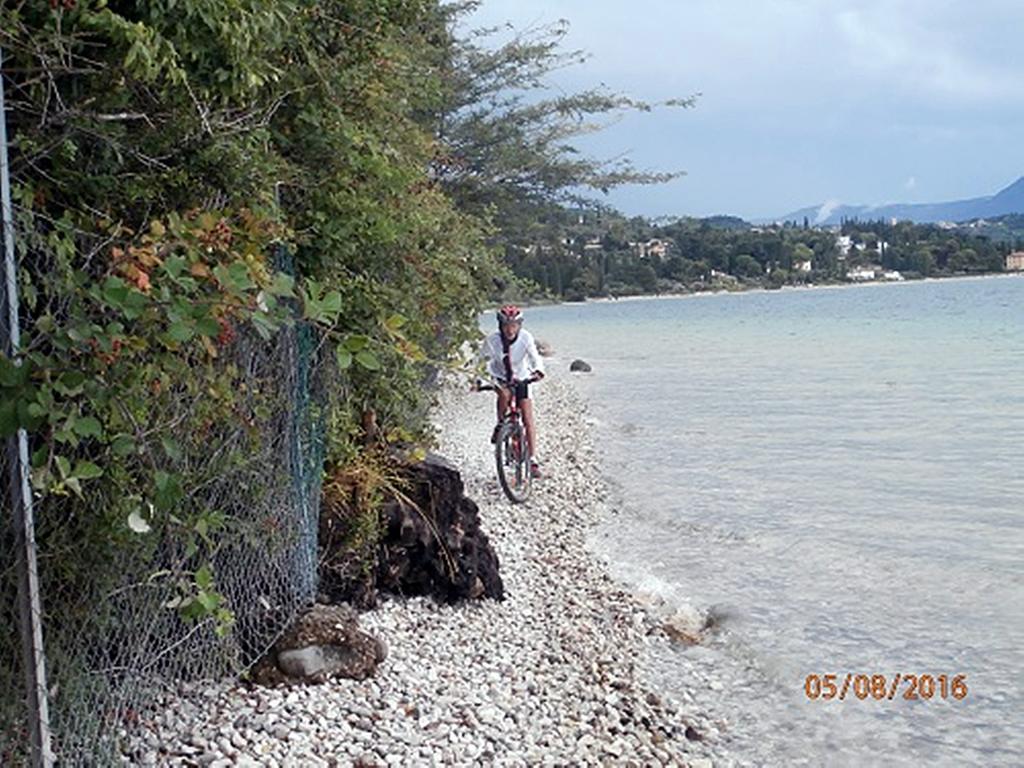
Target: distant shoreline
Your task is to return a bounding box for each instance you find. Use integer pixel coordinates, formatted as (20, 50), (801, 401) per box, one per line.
(561, 270), (1022, 307)
(504, 271), (1021, 315)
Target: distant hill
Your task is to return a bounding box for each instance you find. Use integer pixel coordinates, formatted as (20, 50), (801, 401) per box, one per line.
(954, 212), (1024, 244)
(776, 176), (1024, 226)
(701, 215), (750, 230)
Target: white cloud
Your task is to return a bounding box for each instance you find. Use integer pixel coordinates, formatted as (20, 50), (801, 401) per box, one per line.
(464, 0), (1024, 218)
(834, 4), (1024, 104)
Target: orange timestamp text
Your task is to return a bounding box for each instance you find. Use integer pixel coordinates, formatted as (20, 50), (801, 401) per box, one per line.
(804, 673), (968, 701)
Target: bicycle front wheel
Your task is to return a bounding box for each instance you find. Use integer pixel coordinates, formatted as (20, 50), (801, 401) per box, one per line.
(495, 421), (531, 503)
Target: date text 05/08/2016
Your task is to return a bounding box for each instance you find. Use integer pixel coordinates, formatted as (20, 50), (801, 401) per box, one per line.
(804, 674), (968, 701)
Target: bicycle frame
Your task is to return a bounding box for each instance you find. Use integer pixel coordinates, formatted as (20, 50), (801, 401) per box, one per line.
(476, 378), (532, 502)
(477, 379), (523, 422)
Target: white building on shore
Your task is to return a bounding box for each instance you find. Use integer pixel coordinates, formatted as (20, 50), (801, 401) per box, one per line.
(847, 264), (879, 281)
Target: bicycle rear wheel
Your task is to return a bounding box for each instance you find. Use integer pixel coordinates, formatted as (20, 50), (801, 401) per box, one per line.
(495, 420), (531, 503)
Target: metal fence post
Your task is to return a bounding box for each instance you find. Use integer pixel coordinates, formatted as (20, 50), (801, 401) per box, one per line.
(273, 182), (318, 605)
(1, 46), (55, 768)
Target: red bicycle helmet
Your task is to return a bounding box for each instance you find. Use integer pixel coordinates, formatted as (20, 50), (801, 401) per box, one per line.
(497, 304), (524, 325)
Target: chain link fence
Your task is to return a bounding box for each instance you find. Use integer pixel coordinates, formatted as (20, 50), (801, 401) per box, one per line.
(0, 445), (35, 765)
(1, 205), (328, 765)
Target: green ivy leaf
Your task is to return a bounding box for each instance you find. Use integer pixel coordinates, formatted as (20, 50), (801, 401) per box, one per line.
(73, 460), (104, 480)
(65, 476), (83, 499)
(163, 255), (187, 280)
(0, 400), (17, 437)
(167, 322), (194, 343)
(320, 290), (342, 317)
(154, 470), (183, 510)
(31, 446), (48, 468)
(213, 607), (236, 637)
(227, 261), (255, 291)
(111, 434), (136, 456)
(250, 312), (277, 340)
(195, 317), (221, 337)
(102, 277), (129, 308)
(196, 590), (220, 612)
(123, 290), (150, 318)
(35, 314), (56, 334)
(355, 350), (381, 370)
(161, 437), (183, 461)
(66, 325), (91, 343)
(73, 415), (104, 439)
(179, 597), (202, 621)
(0, 354), (22, 387)
(195, 564), (214, 591)
(336, 347), (353, 370)
(268, 272), (295, 297)
(344, 334), (369, 352)
(17, 398), (42, 431)
(58, 371), (87, 393)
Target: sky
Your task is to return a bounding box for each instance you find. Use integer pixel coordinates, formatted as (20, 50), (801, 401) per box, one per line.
(465, 0), (1024, 221)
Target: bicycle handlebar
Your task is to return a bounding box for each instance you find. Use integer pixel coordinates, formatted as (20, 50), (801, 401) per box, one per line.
(474, 373), (542, 392)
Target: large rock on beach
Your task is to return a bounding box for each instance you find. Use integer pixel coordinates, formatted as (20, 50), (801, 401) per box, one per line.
(376, 453), (504, 603)
(250, 603), (385, 685)
(570, 358), (592, 372)
(320, 453), (504, 607)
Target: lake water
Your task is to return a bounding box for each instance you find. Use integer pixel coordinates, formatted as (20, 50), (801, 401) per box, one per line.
(526, 276), (1023, 766)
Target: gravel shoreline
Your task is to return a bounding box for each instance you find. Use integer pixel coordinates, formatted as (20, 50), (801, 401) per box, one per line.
(123, 369), (727, 766)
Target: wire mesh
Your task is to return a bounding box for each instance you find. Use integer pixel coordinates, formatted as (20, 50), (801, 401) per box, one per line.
(1, 445), (33, 766)
(0, 207), (326, 765)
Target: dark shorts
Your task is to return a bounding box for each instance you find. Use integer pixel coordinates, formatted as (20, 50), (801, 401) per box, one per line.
(499, 380), (529, 401)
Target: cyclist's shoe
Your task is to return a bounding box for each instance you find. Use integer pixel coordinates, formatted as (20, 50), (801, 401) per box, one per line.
(490, 423), (501, 444)
(530, 461), (543, 479)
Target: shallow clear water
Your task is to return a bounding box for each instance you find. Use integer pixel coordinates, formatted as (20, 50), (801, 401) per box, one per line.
(525, 277), (1024, 766)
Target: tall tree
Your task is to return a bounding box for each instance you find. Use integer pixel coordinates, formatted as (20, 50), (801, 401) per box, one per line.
(428, 3), (695, 241)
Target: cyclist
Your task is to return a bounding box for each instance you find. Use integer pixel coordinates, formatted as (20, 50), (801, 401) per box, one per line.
(479, 304), (545, 478)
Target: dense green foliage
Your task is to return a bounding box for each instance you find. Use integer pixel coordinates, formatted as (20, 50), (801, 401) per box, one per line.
(950, 213), (1024, 248)
(0, 0), (503, 624)
(838, 218), (1009, 277)
(0, 0), (693, 635)
(427, 2), (694, 290)
(499, 208), (1015, 299)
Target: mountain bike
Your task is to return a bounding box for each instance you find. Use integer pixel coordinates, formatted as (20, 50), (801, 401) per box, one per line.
(476, 377), (534, 503)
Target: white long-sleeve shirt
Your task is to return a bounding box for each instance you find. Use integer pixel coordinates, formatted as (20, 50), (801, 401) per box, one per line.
(480, 329), (544, 382)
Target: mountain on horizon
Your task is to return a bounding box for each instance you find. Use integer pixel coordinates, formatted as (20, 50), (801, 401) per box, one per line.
(775, 176), (1024, 226)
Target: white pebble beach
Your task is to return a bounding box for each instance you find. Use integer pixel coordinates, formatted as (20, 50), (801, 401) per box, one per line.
(122, 367), (731, 767)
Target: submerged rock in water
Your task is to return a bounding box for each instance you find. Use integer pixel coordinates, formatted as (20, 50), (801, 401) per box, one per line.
(536, 339), (555, 357)
(662, 604), (717, 646)
(569, 359), (592, 372)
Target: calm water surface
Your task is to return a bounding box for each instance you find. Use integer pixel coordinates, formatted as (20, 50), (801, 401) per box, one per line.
(527, 277), (1023, 767)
